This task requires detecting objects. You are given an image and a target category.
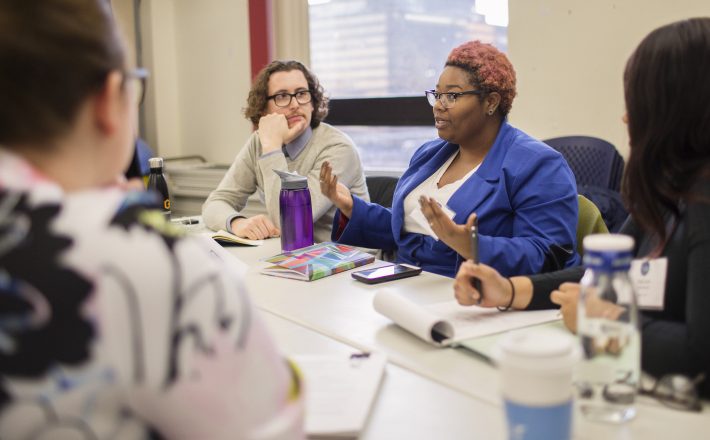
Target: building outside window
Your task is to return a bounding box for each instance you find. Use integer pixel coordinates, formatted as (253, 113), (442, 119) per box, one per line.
(309, 0), (508, 173)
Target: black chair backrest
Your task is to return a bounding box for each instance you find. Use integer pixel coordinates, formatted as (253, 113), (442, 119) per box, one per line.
(543, 135), (624, 192)
(365, 175), (399, 208)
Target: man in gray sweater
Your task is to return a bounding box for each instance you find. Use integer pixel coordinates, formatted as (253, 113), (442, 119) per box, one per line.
(202, 60), (368, 243)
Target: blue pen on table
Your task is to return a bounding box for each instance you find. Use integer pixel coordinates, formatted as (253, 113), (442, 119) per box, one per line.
(470, 217), (483, 305)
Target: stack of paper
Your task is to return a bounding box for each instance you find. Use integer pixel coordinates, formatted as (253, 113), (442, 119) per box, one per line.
(293, 352), (386, 437)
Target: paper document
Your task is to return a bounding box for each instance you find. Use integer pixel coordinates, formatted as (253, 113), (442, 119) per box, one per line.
(373, 289), (561, 346)
(194, 235), (249, 276)
(205, 229), (263, 246)
(293, 352), (386, 438)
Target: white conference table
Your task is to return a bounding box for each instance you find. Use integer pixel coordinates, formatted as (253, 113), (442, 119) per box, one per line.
(261, 310), (506, 439)
(200, 231), (709, 439)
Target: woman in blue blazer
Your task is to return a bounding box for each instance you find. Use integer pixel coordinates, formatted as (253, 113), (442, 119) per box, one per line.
(320, 40), (580, 278)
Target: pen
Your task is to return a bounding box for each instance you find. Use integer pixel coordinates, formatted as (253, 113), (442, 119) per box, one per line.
(181, 218), (199, 225)
(350, 352), (371, 367)
(470, 217), (483, 305)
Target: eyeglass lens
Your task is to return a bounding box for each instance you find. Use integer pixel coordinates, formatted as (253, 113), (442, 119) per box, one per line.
(426, 92), (456, 108)
(125, 69), (148, 107)
(273, 91), (311, 107)
(134, 80), (145, 107)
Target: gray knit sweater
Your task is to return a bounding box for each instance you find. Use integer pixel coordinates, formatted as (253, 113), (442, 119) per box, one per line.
(202, 123), (369, 243)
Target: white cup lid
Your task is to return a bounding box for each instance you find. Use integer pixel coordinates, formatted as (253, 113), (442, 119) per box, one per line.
(498, 329), (579, 372)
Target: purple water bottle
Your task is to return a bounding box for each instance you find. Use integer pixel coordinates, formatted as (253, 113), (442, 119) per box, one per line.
(274, 170), (314, 251)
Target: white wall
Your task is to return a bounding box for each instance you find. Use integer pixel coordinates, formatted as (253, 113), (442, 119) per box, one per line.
(118, 0), (709, 163)
(129, 0), (253, 163)
(508, 0), (710, 158)
(173, 0), (252, 163)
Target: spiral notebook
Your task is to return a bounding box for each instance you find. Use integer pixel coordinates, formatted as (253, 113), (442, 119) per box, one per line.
(373, 289), (561, 346)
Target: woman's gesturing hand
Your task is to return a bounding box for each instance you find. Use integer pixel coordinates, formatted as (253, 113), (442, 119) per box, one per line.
(319, 161), (354, 218)
(419, 196), (477, 259)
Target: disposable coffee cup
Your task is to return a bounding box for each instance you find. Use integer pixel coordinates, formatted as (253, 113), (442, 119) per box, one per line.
(497, 329), (579, 440)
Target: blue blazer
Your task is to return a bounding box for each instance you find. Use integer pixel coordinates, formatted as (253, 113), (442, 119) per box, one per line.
(333, 122), (581, 278)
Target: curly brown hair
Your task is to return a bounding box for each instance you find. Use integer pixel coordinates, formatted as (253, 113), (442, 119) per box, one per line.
(244, 60), (328, 129)
(445, 41), (516, 116)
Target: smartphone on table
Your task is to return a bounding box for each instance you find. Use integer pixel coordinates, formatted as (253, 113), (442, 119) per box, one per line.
(351, 264), (422, 284)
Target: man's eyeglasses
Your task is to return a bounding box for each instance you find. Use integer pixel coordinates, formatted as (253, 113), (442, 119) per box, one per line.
(124, 68), (149, 107)
(425, 89), (484, 109)
(267, 90), (312, 108)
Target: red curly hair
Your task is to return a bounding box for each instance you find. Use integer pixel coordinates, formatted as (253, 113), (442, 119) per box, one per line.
(446, 41), (516, 116)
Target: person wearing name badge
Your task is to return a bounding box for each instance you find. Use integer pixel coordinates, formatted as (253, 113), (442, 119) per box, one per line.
(202, 60), (369, 243)
(452, 18), (710, 396)
(0, 1), (304, 438)
(320, 40), (580, 278)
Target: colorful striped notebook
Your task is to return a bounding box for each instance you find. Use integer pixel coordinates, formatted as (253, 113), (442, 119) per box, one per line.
(261, 242), (375, 281)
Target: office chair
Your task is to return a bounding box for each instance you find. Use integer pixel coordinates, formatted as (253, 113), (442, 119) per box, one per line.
(365, 175), (399, 208)
(576, 194), (609, 256)
(364, 175), (399, 261)
(543, 135), (625, 192)
(124, 138), (155, 180)
(577, 184), (627, 233)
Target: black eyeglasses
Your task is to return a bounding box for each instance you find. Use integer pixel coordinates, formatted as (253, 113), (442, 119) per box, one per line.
(124, 67), (149, 107)
(580, 372), (706, 412)
(638, 373), (705, 412)
(267, 90), (312, 108)
(425, 89), (484, 109)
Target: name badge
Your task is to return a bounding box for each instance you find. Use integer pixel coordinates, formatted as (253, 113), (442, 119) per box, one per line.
(629, 257), (667, 310)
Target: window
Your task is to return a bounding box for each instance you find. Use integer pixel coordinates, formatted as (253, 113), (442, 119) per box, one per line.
(309, 0), (508, 172)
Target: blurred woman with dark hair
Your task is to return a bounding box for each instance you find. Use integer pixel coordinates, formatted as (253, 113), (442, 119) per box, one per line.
(320, 41), (580, 278)
(453, 18), (710, 396)
(0, 0), (303, 437)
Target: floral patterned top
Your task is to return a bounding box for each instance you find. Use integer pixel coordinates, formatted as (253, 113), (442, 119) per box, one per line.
(0, 149), (303, 439)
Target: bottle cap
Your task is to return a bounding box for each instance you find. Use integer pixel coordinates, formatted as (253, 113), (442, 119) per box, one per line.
(274, 169), (308, 190)
(148, 157), (164, 169)
(583, 234), (634, 252)
(583, 234), (634, 271)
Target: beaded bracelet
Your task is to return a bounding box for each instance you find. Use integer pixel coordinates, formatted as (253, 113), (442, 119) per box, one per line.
(497, 277), (516, 311)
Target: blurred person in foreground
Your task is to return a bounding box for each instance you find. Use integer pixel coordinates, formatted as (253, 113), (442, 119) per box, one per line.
(0, 0), (303, 438)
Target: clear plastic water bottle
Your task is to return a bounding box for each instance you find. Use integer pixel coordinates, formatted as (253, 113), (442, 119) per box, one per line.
(576, 234), (640, 423)
(147, 157), (171, 219)
(274, 170), (314, 251)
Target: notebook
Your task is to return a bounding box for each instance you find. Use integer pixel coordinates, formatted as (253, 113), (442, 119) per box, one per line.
(373, 288), (561, 346)
(261, 242), (375, 281)
(293, 352), (386, 437)
(206, 229), (263, 246)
